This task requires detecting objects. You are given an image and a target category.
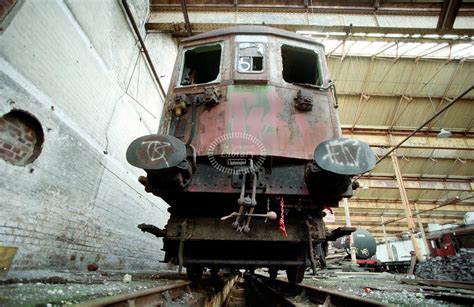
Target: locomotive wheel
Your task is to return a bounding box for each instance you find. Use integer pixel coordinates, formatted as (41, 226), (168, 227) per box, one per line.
(210, 267), (219, 279)
(286, 266), (305, 284)
(269, 267), (278, 279)
(316, 243), (327, 268)
(186, 265), (203, 280)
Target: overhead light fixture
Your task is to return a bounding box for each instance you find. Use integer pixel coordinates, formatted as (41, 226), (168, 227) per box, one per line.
(440, 196), (460, 206)
(437, 128), (452, 138)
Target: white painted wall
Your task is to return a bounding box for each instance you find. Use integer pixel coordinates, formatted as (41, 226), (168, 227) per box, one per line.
(376, 236), (429, 262)
(0, 0), (178, 272)
(146, 33), (179, 93)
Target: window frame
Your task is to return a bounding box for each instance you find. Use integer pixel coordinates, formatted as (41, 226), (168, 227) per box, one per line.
(280, 43), (324, 87)
(235, 42), (266, 74)
(177, 41), (224, 88)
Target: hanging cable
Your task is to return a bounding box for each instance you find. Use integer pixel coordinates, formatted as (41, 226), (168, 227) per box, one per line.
(120, 0), (166, 98)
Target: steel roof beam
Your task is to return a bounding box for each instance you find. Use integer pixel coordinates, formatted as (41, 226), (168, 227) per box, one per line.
(337, 92), (473, 101)
(331, 221), (462, 229)
(180, 0), (192, 36)
(331, 215), (464, 224)
(341, 203), (474, 212)
(332, 212), (468, 221)
(375, 156), (472, 164)
(328, 223), (457, 233)
(288, 33), (473, 44)
(437, 0), (463, 31)
(149, 2), (474, 15)
(342, 126), (473, 135)
(166, 30), (474, 44)
(348, 198), (474, 205)
(357, 176), (472, 191)
(146, 11), (474, 36)
(333, 206), (473, 214)
(341, 132), (473, 150)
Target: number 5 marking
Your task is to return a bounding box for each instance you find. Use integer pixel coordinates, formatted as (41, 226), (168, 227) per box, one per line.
(239, 57), (251, 71)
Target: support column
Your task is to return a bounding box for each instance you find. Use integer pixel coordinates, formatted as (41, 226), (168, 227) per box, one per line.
(415, 203), (430, 260)
(343, 198), (357, 264)
(381, 215), (393, 261)
(391, 153), (423, 261)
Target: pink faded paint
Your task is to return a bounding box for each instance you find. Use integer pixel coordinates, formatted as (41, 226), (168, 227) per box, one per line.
(195, 86), (337, 160)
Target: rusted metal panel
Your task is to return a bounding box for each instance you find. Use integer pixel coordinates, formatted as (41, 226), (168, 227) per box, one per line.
(194, 84), (337, 159)
(185, 163), (310, 195)
(166, 217), (304, 242)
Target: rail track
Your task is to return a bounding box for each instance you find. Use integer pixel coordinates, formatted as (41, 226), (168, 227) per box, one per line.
(224, 274), (386, 307)
(84, 280), (197, 306)
(83, 273), (386, 306)
(83, 275), (238, 306)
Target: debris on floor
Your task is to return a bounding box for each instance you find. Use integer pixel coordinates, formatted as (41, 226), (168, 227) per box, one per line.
(0, 270), (182, 305)
(416, 248), (474, 281)
(123, 274), (132, 283)
(303, 269), (474, 306)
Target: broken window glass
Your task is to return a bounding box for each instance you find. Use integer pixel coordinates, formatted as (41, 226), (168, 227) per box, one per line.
(180, 44), (222, 86)
(236, 43), (264, 73)
(281, 45), (321, 86)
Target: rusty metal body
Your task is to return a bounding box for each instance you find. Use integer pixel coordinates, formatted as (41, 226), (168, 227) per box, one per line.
(127, 26), (375, 283)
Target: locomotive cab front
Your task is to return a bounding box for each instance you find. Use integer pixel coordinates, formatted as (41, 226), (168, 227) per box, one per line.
(127, 26), (375, 283)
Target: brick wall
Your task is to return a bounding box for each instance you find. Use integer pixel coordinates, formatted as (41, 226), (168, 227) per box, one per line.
(0, 0), (178, 274)
(0, 111), (42, 166)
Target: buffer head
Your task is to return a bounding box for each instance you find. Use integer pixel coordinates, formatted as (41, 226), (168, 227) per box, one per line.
(314, 138), (376, 175)
(126, 134), (187, 170)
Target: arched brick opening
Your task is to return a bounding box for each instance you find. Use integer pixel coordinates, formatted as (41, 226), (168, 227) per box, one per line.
(0, 110), (44, 166)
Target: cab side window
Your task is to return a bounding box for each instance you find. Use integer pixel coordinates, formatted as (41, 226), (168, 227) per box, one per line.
(180, 44), (222, 86)
(281, 45), (321, 86)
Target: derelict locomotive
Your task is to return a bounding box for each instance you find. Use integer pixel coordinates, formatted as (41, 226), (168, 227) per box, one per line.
(127, 26), (376, 283)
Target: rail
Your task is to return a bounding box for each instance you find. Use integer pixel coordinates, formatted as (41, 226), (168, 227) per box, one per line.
(250, 274), (387, 306)
(83, 280), (193, 306)
(82, 273), (388, 306)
